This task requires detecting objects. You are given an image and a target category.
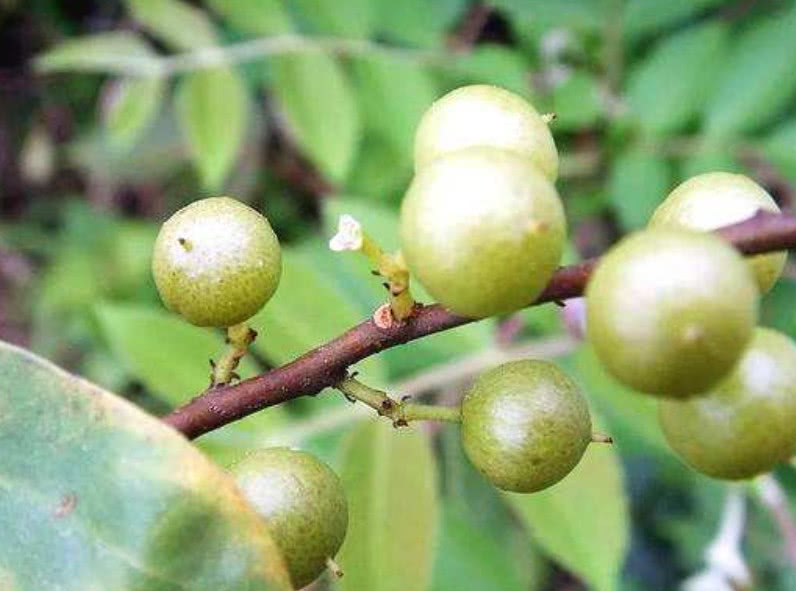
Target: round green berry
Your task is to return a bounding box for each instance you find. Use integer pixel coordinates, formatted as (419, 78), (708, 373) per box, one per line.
(659, 328), (796, 479)
(585, 228), (758, 397)
(414, 84), (559, 181)
(231, 448), (348, 590)
(152, 197), (281, 327)
(400, 146), (566, 319)
(650, 172), (786, 293)
(460, 360), (592, 493)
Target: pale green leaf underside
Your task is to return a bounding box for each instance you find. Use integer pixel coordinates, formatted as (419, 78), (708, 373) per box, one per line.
(505, 434), (629, 591)
(338, 420), (439, 591)
(104, 76), (166, 149)
(126, 0), (218, 50)
(175, 67), (250, 190)
(34, 32), (156, 75)
(0, 339), (292, 591)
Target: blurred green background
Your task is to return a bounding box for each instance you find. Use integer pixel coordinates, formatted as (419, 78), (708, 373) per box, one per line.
(2, 1), (796, 590)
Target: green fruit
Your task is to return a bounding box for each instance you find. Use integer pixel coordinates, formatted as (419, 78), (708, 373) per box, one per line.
(152, 197), (281, 327)
(460, 360), (592, 493)
(231, 448), (348, 589)
(585, 228), (758, 397)
(650, 171), (786, 293)
(660, 328), (796, 479)
(414, 84), (559, 181)
(400, 146), (566, 318)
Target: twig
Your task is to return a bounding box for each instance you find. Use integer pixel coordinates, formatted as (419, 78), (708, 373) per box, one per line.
(163, 211), (796, 440)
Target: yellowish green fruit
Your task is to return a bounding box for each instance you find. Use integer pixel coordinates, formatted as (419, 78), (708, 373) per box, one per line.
(231, 448), (348, 589)
(414, 84), (559, 181)
(400, 147), (566, 318)
(152, 197), (281, 327)
(460, 360), (592, 493)
(650, 171), (786, 293)
(586, 228), (758, 397)
(660, 328), (796, 479)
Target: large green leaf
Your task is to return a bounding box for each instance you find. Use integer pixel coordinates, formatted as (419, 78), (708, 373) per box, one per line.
(704, 8), (796, 136)
(0, 339), (292, 590)
(205, 0), (291, 35)
(272, 54), (360, 182)
(626, 22), (727, 136)
(34, 32), (156, 75)
(353, 55), (437, 164)
(337, 420), (439, 591)
(175, 67), (250, 190)
(445, 44), (531, 99)
(96, 303), (290, 463)
(126, 0), (218, 50)
(505, 437), (629, 591)
(103, 76), (166, 149)
(608, 147), (671, 231)
(553, 72), (602, 132)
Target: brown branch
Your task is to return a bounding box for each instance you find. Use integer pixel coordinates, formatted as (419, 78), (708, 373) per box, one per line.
(163, 211), (796, 440)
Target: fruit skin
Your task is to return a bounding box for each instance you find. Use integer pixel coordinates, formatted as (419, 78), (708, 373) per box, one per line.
(460, 360), (592, 493)
(585, 228), (758, 397)
(152, 197), (281, 327)
(659, 328), (796, 480)
(650, 171), (786, 293)
(414, 84), (559, 181)
(400, 146), (566, 318)
(231, 448), (349, 590)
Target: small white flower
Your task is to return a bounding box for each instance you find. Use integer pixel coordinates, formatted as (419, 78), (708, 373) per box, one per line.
(329, 214), (363, 252)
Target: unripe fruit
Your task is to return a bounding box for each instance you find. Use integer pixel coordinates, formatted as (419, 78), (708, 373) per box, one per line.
(414, 84), (559, 181)
(650, 172), (786, 293)
(152, 197), (281, 327)
(585, 228), (758, 397)
(400, 147), (566, 318)
(231, 448), (348, 589)
(460, 360), (592, 493)
(659, 328), (796, 479)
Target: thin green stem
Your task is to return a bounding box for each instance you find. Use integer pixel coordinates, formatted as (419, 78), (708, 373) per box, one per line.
(335, 376), (460, 427)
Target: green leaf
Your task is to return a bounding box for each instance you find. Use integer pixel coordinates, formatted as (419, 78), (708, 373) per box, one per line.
(627, 22), (727, 136)
(623, 0), (725, 40)
(176, 67), (249, 190)
(553, 73), (602, 131)
(431, 505), (529, 591)
(95, 303), (290, 464)
(563, 345), (668, 454)
(353, 55), (437, 164)
(34, 32), (156, 75)
(205, 0), (292, 35)
(337, 420), (439, 591)
(291, 0), (375, 38)
(374, 0), (466, 47)
(493, 0), (608, 31)
(126, 0), (218, 50)
(445, 44), (531, 99)
(608, 147), (671, 231)
(0, 339), (292, 590)
(764, 118), (796, 184)
(272, 54), (360, 182)
(248, 243), (389, 387)
(505, 435), (629, 591)
(345, 135), (413, 203)
(704, 8), (796, 136)
(678, 148), (742, 180)
(103, 76), (166, 149)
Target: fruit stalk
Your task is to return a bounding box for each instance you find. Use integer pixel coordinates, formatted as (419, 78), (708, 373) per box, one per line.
(211, 323), (257, 387)
(335, 376), (461, 426)
(163, 211), (796, 440)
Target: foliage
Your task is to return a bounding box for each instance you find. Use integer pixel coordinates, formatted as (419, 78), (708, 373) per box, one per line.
(2, 1), (796, 590)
